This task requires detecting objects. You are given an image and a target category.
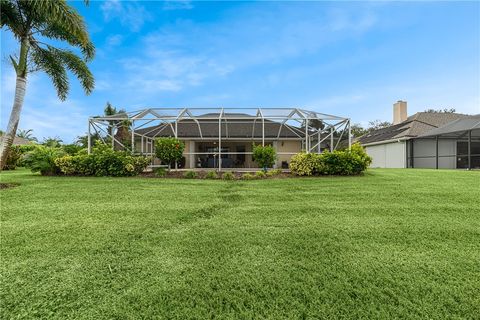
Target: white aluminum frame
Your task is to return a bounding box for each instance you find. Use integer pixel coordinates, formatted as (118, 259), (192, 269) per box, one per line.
(88, 107), (351, 171)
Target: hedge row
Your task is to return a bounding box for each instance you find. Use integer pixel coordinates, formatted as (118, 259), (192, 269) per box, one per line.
(289, 143), (372, 176)
(54, 144), (150, 176)
(22, 143), (150, 176)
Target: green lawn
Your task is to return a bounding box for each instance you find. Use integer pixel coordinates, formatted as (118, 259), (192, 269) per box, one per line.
(1, 169), (479, 319)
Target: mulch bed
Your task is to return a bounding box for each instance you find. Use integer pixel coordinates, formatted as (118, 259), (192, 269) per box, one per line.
(140, 170), (294, 179)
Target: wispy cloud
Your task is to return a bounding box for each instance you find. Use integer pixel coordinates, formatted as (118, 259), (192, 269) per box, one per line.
(163, 0), (193, 11)
(20, 100), (89, 142)
(101, 0), (152, 32)
(105, 34), (124, 47)
(117, 48), (233, 95)
(93, 3), (380, 101)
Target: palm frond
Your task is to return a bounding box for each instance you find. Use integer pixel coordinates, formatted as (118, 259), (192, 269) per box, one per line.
(30, 46), (69, 101)
(40, 21), (95, 61)
(56, 49), (94, 95)
(0, 0), (24, 37)
(26, 0), (94, 60)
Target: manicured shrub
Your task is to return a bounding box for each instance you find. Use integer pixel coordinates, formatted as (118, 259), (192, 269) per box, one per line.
(54, 142), (150, 177)
(319, 143), (372, 175)
(154, 138), (185, 169)
(252, 144), (277, 172)
(205, 171), (218, 179)
(154, 167), (167, 177)
(1, 145), (22, 170)
(183, 171), (197, 179)
(54, 155), (77, 174)
(16, 144), (37, 167)
(62, 144), (84, 155)
(18, 144), (37, 154)
(255, 171), (266, 178)
(23, 146), (65, 175)
(289, 152), (322, 176)
(125, 155), (151, 175)
(266, 169), (282, 177)
(289, 143), (371, 176)
(222, 171), (235, 180)
(242, 173), (255, 180)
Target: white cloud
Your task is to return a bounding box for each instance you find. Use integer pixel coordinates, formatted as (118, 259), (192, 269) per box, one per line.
(106, 34), (124, 47)
(1, 66), (91, 142)
(101, 0), (152, 32)
(163, 0), (193, 11)
(116, 42), (234, 95)
(20, 103), (88, 142)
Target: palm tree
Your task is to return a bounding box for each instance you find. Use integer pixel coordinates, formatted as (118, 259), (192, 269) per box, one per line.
(0, 0), (95, 169)
(75, 132), (100, 148)
(42, 136), (63, 148)
(99, 102), (132, 149)
(17, 129), (38, 142)
(104, 101), (118, 136)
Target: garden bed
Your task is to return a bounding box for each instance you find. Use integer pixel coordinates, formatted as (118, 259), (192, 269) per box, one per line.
(140, 169), (293, 180)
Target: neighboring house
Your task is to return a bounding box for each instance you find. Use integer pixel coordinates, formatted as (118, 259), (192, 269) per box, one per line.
(357, 101), (478, 169)
(412, 115), (480, 169)
(0, 135), (33, 146)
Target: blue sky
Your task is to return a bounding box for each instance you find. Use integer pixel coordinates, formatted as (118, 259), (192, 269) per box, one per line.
(1, 0), (479, 143)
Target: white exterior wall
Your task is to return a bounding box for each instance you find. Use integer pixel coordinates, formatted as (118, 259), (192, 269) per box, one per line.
(365, 141), (406, 168)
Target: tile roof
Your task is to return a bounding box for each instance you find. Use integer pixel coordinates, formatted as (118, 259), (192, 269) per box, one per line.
(136, 114), (305, 139)
(357, 112), (468, 145)
(417, 114), (480, 137)
(0, 135), (34, 145)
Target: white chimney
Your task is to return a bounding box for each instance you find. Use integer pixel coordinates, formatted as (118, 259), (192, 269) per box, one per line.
(393, 100), (407, 124)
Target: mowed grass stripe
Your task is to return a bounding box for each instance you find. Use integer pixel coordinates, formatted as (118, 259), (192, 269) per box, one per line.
(1, 169), (479, 319)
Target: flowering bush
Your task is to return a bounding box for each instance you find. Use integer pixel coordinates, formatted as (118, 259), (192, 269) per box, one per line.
(289, 143), (371, 176)
(154, 138), (185, 168)
(289, 153), (322, 176)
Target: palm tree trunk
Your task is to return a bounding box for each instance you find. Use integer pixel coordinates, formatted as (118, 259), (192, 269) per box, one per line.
(0, 76), (27, 169)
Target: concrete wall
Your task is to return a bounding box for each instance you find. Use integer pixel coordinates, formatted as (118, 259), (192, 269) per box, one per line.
(365, 141), (406, 168)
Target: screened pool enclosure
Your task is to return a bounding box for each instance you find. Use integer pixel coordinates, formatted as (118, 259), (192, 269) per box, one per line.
(88, 108), (352, 170)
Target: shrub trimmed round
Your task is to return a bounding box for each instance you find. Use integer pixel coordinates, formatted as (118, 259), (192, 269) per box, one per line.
(154, 138), (184, 168)
(289, 143), (371, 176)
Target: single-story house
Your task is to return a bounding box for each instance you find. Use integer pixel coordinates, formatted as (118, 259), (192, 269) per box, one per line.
(0, 134), (33, 146)
(411, 115), (480, 169)
(358, 101), (479, 169)
(89, 108), (352, 170)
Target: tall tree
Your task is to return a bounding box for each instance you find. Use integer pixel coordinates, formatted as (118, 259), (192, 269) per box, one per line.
(424, 108), (456, 113)
(16, 129), (38, 142)
(104, 101), (117, 136)
(75, 132), (100, 148)
(367, 120), (392, 131)
(42, 136), (63, 148)
(0, 0), (95, 169)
